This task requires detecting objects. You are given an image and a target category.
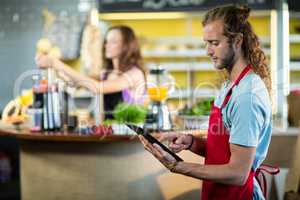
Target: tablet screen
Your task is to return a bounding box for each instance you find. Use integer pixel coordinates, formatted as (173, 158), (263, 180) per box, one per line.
(126, 124), (183, 162)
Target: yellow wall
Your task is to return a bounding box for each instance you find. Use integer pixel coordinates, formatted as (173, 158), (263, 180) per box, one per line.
(249, 16), (270, 36)
(193, 71), (223, 88)
(66, 13), (299, 88)
(107, 15), (271, 38)
(104, 15), (272, 88)
(65, 59), (81, 71)
(290, 18), (300, 60)
(110, 19), (191, 38)
(291, 43), (300, 59)
(170, 71), (188, 88)
(290, 18), (300, 34)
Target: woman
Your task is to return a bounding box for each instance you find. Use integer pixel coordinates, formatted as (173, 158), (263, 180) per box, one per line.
(36, 25), (146, 119)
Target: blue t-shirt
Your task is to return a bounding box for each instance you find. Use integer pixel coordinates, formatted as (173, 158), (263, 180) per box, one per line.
(214, 73), (272, 200)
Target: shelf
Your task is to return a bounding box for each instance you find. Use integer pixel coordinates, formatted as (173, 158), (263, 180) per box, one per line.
(290, 61), (300, 71)
(144, 37), (204, 46)
(290, 83), (300, 90)
(143, 48), (270, 58)
(290, 34), (300, 43)
(143, 49), (206, 58)
(71, 88), (217, 99)
(142, 34), (299, 58)
(144, 36), (271, 46)
(168, 88), (217, 99)
(71, 86), (300, 99)
(147, 61), (300, 72)
(146, 62), (214, 71)
(70, 61), (300, 100)
(261, 34), (300, 43)
(143, 34), (299, 46)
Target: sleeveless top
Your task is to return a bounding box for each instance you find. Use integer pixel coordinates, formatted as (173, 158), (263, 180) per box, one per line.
(101, 69), (145, 119)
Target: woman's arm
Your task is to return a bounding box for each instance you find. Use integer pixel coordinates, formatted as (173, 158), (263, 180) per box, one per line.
(96, 67), (145, 94)
(52, 58), (101, 93)
(36, 55), (143, 94)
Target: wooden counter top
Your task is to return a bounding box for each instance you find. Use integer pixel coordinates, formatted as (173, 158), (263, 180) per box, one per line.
(0, 124), (207, 143)
(0, 128), (135, 142)
(1, 121), (297, 143)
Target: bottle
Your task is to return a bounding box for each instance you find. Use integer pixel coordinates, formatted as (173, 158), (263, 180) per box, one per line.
(52, 83), (62, 130)
(40, 78), (49, 131)
(31, 75), (43, 132)
(47, 87), (55, 131)
(58, 80), (69, 132)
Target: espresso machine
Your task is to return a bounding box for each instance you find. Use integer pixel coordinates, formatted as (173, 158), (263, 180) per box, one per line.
(144, 68), (174, 131)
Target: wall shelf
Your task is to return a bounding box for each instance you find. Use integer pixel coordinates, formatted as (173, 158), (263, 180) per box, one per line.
(143, 36), (271, 45)
(142, 34), (299, 46)
(143, 48), (270, 58)
(290, 34), (300, 43)
(71, 88), (217, 99)
(143, 49), (206, 58)
(290, 61), (300, 71)
(169, 88), (217, 99)
(146, 62), (214, 71)
(147, 61), (300, 71)
(290, 83), (300, 90)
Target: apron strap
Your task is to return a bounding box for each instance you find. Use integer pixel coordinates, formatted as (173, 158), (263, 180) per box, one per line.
(255, 164), (280, 198)
(221, 64), (252, 109)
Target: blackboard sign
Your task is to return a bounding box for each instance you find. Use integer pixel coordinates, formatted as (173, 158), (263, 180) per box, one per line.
(288, 0), (300, 11)
(98, 0), (276, 13)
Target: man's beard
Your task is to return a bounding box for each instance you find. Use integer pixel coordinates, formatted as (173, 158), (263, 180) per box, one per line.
(216, 46), (235, 72)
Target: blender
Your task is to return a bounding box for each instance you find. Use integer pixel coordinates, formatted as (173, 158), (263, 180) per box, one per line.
(144, 67), (175, 131)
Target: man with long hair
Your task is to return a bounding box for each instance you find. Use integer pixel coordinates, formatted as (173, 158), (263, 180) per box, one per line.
(139, 5), (276, 200)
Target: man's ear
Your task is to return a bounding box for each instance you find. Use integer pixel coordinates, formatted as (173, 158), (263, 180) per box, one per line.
(234, 33), (243, 49)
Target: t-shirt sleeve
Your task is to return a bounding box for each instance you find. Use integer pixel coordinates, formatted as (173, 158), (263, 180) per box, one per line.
(228, 93), (266, 147)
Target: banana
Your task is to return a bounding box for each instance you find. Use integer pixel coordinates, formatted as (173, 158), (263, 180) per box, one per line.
(1, 100), (21, 122)
(1, 97), (30, 124)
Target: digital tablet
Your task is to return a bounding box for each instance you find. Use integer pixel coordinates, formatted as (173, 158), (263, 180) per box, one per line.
(126, 124), (183, 162)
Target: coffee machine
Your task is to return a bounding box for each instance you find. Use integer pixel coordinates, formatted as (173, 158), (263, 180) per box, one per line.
(144, 68), (174, 131)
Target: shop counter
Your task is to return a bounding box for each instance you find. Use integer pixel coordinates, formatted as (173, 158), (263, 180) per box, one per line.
(0, 126), (206, 200)
(1, 124), (298, 200)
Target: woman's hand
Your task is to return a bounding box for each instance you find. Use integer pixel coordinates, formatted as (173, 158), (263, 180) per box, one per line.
(159, 133), (193, 153)
(139, 135), (179, 172)
(35, 54), (54, 69)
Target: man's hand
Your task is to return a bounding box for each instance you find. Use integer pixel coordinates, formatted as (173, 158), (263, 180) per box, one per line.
(139, 135), (179, 172)
(159, 133), (193, 153)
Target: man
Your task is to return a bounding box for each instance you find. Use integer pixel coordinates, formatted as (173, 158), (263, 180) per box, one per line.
(139, 5), (277, 200)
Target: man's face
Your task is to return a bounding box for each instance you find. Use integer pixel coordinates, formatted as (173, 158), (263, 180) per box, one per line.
(203, 20), (235, 70)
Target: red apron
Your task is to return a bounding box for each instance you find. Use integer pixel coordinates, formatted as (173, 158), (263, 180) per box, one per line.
(201, 64), (255, 200)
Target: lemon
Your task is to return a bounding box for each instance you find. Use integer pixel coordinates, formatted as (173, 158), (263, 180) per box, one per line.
(36, 38), (52, 54)
(48, 46), (62, 59)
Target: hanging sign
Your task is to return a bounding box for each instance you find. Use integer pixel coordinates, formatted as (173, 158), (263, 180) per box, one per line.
(98, 0), (276, 13)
